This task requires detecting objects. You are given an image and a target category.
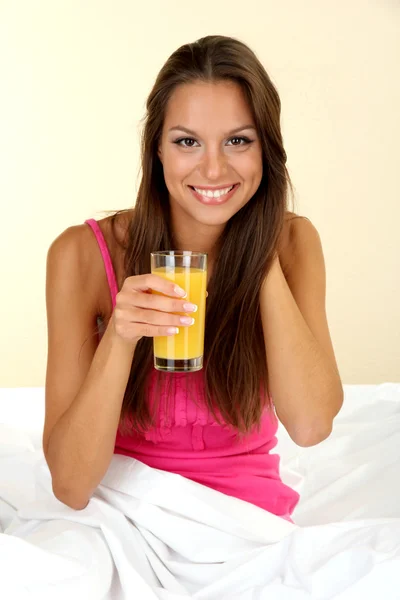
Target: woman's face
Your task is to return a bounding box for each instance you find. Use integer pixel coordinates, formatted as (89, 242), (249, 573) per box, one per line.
(158, 80), (263, 228)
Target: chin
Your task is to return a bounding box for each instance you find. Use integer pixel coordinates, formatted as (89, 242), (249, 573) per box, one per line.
(170, 190), (252, 228)
(189, 206), (239, 227)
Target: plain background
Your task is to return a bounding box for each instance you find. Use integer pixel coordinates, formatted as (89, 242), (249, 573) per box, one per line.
(0, 0), (399, 386)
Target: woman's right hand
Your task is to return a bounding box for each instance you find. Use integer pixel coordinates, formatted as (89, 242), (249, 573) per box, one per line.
(111, 274), (197, 345)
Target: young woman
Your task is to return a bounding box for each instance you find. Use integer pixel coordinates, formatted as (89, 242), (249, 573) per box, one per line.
(42, 35), (343, 522)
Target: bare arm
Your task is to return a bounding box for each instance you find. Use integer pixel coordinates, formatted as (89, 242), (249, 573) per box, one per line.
(43, 226), (136, 509)
(45, 319), (136, 509)
(260, 218), (343, 447)
(43, 225), (193, 509)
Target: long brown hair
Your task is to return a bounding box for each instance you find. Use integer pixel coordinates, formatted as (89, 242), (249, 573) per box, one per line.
(110, 35), (295, 436)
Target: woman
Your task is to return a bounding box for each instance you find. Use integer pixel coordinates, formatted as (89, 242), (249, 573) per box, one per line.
(42, 35), (343, 522)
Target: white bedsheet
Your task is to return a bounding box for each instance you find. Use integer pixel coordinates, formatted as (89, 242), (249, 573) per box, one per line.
(0, 384), (399, 598)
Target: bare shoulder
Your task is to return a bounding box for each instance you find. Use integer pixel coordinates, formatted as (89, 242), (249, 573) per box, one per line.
(47, 223), (105, 316)
(48, 224), (97, 267)
(48, 223), (95, 274)
(95, 209), (133, 290)
(48, 210), (133, 320)
(284, 211), (318, 240)
(280, 212), (320, 274)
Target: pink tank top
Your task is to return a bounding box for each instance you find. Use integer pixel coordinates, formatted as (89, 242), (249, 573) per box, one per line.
(85, 218), (300, 520)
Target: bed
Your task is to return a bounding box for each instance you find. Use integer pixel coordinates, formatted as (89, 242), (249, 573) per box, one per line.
(0, 383), (399, 598)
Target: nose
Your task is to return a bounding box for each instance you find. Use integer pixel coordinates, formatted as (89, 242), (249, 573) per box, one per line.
(199, 148), (228, 181)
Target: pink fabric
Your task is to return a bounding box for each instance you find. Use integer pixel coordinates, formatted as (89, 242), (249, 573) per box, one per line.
(85, 219), (119, 306)
(85, 218), (300, 521)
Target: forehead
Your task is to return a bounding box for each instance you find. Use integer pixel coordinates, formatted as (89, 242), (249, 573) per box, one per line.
(163, 80), (255, 133)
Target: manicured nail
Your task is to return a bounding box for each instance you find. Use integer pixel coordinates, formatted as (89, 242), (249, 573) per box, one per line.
(167, 327), (179, 334)
(180, 316), (195, 325)
(174, 286), (187, 298)
(183, 303), (197, 312)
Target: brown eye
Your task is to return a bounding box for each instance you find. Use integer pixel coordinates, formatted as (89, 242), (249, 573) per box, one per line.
(227, 136), (252, 146)
(174, 138), (199, 148)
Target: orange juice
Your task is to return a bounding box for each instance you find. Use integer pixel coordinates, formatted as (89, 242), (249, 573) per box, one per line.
(152, 266), (207, 362)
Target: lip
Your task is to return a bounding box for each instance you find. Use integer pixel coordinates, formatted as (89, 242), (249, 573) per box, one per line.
(189, 183), (240, 206)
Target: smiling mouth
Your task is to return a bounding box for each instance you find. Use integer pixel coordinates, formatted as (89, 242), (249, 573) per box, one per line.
(188, 184), (238, 199)
(188, 183), (240, 205)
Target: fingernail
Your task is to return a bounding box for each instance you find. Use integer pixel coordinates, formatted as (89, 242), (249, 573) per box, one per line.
(167, 327), (179, 334)
(174, 286), (187, 297)
(183, 303), (197, 312)
(180, 316), (195, 325)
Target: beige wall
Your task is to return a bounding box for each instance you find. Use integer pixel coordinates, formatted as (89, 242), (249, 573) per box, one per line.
(0, 0), (399, 386)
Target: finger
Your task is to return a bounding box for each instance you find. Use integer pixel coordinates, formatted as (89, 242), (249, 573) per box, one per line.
(127, 274), (187, 298)
(131, 293), (197, 314)
(132, 308), (195, 328)
(123, 323), (181, 338)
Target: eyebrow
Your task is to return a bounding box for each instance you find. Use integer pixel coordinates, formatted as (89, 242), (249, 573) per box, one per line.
(168, 125), (257, 136)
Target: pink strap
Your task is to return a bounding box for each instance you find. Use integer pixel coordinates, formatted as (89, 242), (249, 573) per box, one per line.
(85, 219), (119, 308)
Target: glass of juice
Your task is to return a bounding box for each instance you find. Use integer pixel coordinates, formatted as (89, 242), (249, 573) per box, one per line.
(150, 251), (207, 372)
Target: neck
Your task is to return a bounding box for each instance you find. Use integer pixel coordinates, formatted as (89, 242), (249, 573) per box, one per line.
(169, 204), (223, 267)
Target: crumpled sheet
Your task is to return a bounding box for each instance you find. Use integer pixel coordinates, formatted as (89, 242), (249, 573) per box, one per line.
(0, 438), (400, 600)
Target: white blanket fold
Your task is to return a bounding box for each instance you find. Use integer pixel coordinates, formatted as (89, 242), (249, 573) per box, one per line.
(1, 447), (400, 599)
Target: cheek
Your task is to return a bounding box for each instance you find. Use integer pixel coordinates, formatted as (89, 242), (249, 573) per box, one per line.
(163, 154), (194, 187)
(234, 153), (262, 185)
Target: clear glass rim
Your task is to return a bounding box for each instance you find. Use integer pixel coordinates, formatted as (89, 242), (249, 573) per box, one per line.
(151, 251), (207, 257)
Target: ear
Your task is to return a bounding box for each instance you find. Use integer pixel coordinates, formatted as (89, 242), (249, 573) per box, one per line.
(157, 144), (163, 164)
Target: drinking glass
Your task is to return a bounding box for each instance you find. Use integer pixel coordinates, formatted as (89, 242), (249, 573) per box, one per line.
(150, 251), (207, 372)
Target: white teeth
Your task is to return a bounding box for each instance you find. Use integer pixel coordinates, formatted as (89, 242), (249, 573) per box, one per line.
(193, 185), (234, 198)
